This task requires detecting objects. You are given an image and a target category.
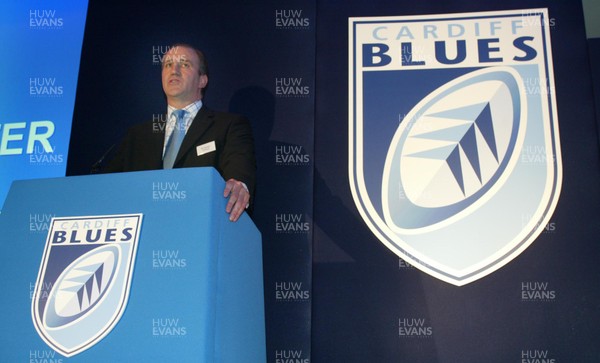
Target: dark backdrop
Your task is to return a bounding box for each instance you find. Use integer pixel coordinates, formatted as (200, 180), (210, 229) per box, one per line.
(67, 1), (315, 361)
(313, 0), (599, 362)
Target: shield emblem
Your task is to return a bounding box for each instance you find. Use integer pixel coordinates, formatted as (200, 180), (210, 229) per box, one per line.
(349, 9), (561, 285)
(32, 214), (143, 356)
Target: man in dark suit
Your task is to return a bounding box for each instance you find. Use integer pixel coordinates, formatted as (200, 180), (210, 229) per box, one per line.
(105, 44), (255, 222)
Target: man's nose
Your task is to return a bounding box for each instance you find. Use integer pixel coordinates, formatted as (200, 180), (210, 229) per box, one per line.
(170, 62), (181, 74)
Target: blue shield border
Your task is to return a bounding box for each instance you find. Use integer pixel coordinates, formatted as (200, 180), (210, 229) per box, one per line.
(349, 9), (562, 285)
(31, 214), (143, 356)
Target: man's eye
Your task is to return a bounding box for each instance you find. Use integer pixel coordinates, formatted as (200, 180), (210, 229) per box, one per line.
(181, 62), (190, 68)
(163, 62), (172, 68)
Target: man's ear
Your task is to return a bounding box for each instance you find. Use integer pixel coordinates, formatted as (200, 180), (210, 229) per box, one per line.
(199, 74), (208, 90)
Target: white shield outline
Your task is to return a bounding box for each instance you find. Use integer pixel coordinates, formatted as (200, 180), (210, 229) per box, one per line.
(32, 214), (143, 356)
(349, 9), (562, 285)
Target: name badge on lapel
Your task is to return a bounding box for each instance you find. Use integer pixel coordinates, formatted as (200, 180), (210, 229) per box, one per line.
(196, 141), (216, 156)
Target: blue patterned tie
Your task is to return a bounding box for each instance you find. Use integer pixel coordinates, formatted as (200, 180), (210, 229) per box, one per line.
(163, 109), (186, 169)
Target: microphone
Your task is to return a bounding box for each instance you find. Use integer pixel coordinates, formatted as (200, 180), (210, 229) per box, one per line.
(90, 144), (115, 174)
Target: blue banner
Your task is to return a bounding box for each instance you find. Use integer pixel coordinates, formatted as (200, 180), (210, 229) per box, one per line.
(0, 0), (88, 209)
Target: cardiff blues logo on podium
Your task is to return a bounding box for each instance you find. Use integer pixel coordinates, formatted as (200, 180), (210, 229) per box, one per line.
(32, 214), (143, 356)
(349, 9), (561, 285)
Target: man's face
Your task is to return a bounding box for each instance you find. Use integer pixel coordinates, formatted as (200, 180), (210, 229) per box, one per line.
(161, 46), (207, 107)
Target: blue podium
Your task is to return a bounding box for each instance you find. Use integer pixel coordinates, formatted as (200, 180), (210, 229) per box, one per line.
(0, 168), (265, 362)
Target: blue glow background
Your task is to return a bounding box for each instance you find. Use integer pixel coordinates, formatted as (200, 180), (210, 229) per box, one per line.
(0, 0), (88, 209)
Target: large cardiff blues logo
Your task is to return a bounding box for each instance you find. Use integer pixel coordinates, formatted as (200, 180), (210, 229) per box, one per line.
(349, 9), (561, 285)
(32, 214), (143, 356)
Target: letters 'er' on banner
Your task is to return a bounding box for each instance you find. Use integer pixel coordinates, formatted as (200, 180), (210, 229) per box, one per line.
(349, 9), (562, 285)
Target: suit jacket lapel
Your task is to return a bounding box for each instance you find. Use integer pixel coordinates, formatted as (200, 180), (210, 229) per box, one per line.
(175, 106), (214, 164)
(150, 120), (166, 167)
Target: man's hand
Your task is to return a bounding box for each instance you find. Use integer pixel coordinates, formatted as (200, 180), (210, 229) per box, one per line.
(223, 178), (250, 222)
